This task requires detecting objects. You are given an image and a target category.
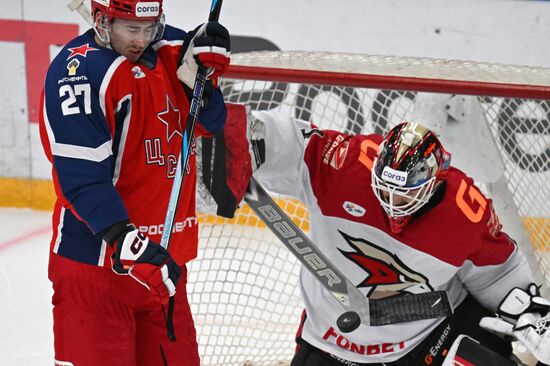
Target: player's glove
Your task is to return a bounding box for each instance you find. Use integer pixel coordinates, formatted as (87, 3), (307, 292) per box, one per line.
(177, 21), (231, 92)
(479, 283), (550, 365)
(102, 221), (181, 305)
(196, 104), (265, 218)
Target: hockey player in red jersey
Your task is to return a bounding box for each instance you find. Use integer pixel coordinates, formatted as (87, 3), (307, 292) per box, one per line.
(201, 105), (550, 366)
(39, 0), (230, 365)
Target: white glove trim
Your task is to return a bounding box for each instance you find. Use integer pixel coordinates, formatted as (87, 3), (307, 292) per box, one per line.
(193, 45), (231, 57)
(177, 23), (208, 88)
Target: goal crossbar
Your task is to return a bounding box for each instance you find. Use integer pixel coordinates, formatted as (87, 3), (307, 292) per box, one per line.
(226, 51), (550, 99)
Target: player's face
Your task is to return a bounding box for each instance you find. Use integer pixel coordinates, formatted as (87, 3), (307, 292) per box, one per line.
(380, 186), (422, 208)
(109, 18), (157, 63)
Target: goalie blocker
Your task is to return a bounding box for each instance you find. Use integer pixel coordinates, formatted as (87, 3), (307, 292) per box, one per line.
(196, 103), (257, 218)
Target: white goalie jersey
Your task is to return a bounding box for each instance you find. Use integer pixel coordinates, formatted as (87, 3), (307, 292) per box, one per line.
(251, 110), (534, 364)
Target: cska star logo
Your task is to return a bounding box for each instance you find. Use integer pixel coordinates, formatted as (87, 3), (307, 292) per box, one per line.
(337, 231), (433, 298)
(158, 95), (182, 143)
(67, 43), (98, 60)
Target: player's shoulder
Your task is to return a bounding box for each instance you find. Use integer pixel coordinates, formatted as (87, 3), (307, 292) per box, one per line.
(348, 132), (383, 157)
(445, 167), (482, 198)
(309, 129), (382, 149)
(151, 24), (188, 51)
(46, 30), (130, 88)
(305, 130), (382, 183)
(162, 24), (188, 41)
(303, 130), (381, 169)
(435, 167), (497, 230)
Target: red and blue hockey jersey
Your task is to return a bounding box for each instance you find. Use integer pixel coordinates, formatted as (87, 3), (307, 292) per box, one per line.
(39, 26), (226, 267)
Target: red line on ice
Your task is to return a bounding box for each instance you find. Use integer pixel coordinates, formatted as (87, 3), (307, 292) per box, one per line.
(0, 226), (51, 251)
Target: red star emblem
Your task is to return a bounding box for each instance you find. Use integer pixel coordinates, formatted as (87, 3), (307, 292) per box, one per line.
(158, 96), (182, 142)
(67, 43), (99, 60)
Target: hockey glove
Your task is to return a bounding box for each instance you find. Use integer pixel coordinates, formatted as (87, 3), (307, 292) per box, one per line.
(196, 104), (255, 218)
(479, 283), (550, 364)
(102, 222), (181, 305)
(177, 21), (231, 91)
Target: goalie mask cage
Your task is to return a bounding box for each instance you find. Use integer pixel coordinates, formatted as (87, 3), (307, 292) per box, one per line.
(189, 51), (550, 366)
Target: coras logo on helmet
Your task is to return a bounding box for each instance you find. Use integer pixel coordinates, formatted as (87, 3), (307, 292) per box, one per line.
(92, 0), (163, 21)
(381, 166), (408, 186)
(135, 2), (160, 17)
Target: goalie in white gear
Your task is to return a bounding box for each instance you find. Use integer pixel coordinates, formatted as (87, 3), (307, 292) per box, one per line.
(198, 104), (549, 366)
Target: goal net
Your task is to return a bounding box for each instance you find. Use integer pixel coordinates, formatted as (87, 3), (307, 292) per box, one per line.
(188, 51), (550, 366)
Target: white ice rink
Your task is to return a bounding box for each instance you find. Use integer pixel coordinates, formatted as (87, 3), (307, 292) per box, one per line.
(0, 208), (53, 365)
(0, 208), (301, 366)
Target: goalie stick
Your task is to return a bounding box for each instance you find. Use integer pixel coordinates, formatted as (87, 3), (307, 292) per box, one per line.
(244, 176), (452, 332)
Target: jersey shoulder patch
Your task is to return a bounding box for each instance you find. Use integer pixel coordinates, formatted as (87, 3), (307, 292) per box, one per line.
(48, 30), (127, 90)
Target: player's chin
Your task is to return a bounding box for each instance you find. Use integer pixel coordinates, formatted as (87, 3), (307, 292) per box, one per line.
(125, 50), (144, 63)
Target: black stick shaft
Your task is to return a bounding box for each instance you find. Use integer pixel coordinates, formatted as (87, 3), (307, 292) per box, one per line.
(208, 0), (223, 21)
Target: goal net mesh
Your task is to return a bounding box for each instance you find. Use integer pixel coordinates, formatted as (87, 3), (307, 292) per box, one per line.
(188, 51), (550, 366)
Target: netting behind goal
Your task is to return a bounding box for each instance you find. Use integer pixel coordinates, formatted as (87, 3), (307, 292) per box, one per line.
(188, 51), (550, 366)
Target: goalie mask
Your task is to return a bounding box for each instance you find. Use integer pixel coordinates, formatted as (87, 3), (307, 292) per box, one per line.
(371, 122), (451, 231)
(92, 0), (165, 47)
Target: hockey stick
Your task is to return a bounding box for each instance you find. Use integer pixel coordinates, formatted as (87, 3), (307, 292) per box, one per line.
(245, 176), (452, 332)
(67, 0), (224, 250)
(160, 0), (224, 249)
(67, 0), (93, 26)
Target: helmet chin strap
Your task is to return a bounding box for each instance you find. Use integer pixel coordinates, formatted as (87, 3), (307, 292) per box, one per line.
(93, 16), (113, 49)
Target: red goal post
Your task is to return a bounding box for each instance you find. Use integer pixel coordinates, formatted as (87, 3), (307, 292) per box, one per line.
(225, 51), (550, 99)
(189, 51), (550, 366)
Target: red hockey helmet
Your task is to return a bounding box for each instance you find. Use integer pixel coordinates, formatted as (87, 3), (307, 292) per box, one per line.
(91, 0), (165, 46)
(371, 122), (451, 230)
(92, 0), (164, 22)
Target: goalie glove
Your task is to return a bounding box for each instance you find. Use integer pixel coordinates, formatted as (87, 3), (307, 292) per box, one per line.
(196, 104), (255, 218)
(102, 222), (181, 305)
(479, 283), (550, 365)
(177, 21), (231, 92)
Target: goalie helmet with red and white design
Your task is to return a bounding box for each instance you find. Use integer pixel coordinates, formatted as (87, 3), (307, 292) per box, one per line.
(91, 0), (165, 44)
(371, 122), (451, 232)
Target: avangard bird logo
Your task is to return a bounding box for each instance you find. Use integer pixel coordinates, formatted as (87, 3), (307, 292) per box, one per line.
(338, 231), (433, 298)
